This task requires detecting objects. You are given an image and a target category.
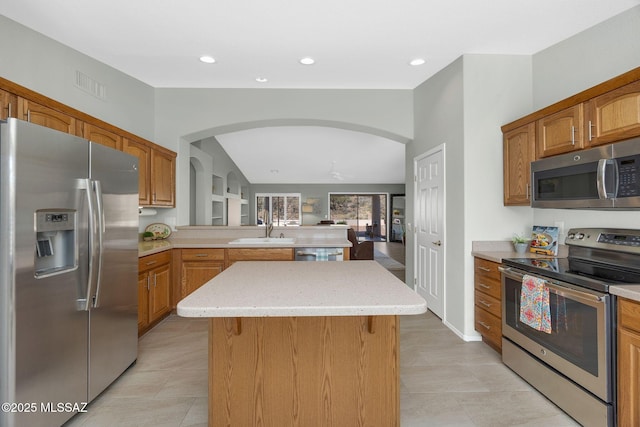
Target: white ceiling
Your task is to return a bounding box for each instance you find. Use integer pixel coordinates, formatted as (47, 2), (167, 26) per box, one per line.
(216, 126), (406, 184)
(2, 0), (637, 184)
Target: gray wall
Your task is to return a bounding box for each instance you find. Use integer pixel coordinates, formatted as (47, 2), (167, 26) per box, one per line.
(406, 55), (533, 338)
(0, 15), (155, 140)
(250, 183), (405, 226)
(531, 6), (640, 232)
(2, 6), (639, 340)
(154, 89), (414, 225)
(532, 6), (640, 109)
(405, 5), (640, 339)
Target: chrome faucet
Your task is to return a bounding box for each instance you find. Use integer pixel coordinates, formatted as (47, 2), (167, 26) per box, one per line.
(264, 209), (273, 238)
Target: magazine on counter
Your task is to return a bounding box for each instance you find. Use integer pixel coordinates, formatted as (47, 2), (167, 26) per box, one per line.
(530, 225), (559, 256)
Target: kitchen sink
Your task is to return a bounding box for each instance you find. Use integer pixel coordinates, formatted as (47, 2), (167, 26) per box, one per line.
(228, 237), (296, 245)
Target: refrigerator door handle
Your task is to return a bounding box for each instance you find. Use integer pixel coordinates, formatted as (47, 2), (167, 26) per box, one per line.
(81, 178), (100, 311)
(77, 179), (96, 311)
(92, 180), (104, 308)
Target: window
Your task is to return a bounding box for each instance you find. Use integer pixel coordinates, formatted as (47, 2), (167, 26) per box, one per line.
(329, 193), (387, 241)
(256, 193), (301, 226)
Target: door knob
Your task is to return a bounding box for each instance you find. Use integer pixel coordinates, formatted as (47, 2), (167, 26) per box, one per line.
(432, 240), (442, 246)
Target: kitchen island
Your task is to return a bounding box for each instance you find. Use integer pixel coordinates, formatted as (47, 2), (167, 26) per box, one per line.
(177, 261), (426, 427)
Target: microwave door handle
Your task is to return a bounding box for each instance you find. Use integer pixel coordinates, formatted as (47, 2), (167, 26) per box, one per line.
(596, 159), (616, 199)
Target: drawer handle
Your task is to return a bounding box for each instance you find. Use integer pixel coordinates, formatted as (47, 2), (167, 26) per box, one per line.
(478, 282), (491, 289)
(194, 254), (209, 257)
(478, 321), (491, 330)
(145, 260), (158, 266)
(478, 300), (492, 308)
(478, 267), (491, 272)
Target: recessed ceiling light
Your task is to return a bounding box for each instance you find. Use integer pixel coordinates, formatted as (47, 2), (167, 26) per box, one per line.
(409, 58), (426, 66)
(256, 77), (268, 83)
(199, 55), (216, 64)
(299, 57), (315, 65)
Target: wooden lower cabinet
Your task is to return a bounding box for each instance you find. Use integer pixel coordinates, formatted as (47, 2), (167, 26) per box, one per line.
(474, 257), (502, 352)
(179, 248), (225, 299)
(138, 251), (172, 336)
(227, 248), (294, 268)
(209, 315), (399, 426)
(618, 297), (640, 426)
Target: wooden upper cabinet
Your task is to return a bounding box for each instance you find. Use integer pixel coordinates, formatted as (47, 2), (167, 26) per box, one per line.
(0, 89), (17, 119)
(83, 123), (123, 150)
(503, 123), (535, 206)
(17, 97), (81, 136)
(151, 149), (176, 207)
(585, 80), (640, 147)
(536, 104), (584, 158)
(124, 136), (176, 208)
(124, 137), (152, 206)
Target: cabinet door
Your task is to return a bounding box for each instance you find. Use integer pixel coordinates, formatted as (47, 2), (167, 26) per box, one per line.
(618, 327), (640, 426)
(149, 263), (171, 323)
(17, 97), (81, 136)
(181, 261), (225, 297)
(0, 89), (17, 119)
(151, 149), (176, 206)
(83, 123), (123, 150)
(536, 104), (584, 158)
(503, 123), (535, 206)
(124, 137), (152, 206)
(138, 272), (150, 332)
(585, 80), (640, 147)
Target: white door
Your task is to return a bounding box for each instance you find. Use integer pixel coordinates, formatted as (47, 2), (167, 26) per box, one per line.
(414, 145), (445, 319)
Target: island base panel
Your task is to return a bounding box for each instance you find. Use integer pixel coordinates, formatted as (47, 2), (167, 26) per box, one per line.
(209, 315), (399, 427)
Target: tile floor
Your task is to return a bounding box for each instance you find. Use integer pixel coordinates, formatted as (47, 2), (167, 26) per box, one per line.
(65, 310), (578, 426)
(66, 244), (577, 426)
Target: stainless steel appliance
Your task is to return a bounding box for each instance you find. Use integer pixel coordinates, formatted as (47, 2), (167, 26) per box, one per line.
(295, 247), (345, 261)
(501, 228), (640, 427)
(531, 136), (640, 209)
(0, 118), (139, 427)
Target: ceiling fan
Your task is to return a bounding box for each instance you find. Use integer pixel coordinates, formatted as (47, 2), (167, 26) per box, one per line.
(329, 161), (352, 181)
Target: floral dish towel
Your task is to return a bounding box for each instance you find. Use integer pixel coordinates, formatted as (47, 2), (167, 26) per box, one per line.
(519, 274), (551, 334)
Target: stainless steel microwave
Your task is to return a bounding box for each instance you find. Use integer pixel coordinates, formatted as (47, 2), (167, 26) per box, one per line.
(531, 136), (640, 209)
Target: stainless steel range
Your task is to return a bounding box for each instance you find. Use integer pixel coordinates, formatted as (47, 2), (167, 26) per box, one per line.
(500, 228), (640, 427)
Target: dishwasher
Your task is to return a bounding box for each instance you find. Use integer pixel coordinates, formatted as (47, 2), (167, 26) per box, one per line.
(294, 247), (344, 261)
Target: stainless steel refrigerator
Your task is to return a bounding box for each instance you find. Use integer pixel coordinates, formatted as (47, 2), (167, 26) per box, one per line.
(0, 118), (139, 427)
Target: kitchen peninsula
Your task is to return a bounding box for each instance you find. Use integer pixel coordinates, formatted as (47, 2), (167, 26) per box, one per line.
(177, 261), (426, 427)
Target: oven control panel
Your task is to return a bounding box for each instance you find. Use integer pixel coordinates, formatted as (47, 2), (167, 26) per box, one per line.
(566, 227), (640, 252)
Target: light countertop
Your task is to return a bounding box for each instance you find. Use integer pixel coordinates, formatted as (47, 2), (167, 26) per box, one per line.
(138, 239), (172, 257)
(177, 261), (427, 318)
(610, 285), (640, 303)
(472, 240), (568, 263)
(139, 237), (351, 257)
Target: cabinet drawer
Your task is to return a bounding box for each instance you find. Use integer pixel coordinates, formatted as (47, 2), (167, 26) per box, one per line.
(138, 250), (171, 272)
(619, 298), (640, 334)
(475, 290), (501, 319)
(475, 307), (502, 351)
(227, 248), (294, 261)
(474, 275), (501, 300)
(181, 248), (225, 261)
(474, 258), (501, 281)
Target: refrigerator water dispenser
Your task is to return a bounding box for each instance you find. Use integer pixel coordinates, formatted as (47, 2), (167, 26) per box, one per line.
(34, 209), (77, 277)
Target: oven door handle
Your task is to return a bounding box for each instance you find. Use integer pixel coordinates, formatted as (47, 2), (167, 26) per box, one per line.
(499, 266), (605, 304)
